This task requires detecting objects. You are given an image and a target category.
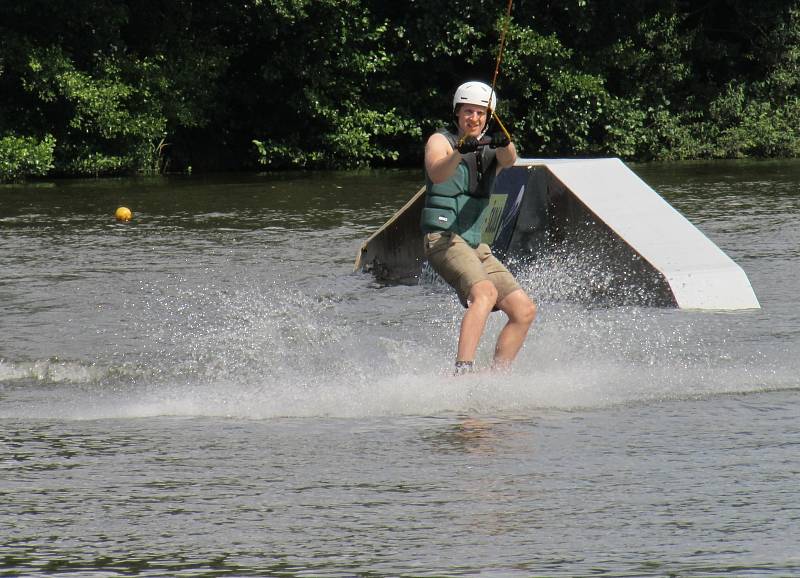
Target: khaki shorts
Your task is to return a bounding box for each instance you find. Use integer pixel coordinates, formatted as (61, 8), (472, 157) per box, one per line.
(424, 232), (521, 308)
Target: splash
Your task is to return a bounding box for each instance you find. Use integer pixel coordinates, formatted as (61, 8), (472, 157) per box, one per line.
(1, 261), (794, 421)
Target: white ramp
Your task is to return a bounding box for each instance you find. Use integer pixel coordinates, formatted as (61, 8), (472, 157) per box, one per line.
(520, 157), (760, 310)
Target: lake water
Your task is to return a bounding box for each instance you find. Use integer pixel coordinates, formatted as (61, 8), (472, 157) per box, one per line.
(1, 160), (799, 576)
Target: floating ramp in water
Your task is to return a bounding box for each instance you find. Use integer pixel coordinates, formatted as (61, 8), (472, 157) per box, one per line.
(354, 157), (760, 310)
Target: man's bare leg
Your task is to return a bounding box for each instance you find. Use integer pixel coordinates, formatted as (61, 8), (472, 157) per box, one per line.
(493, 289), (537, 368)
(456, 280), (497, 364)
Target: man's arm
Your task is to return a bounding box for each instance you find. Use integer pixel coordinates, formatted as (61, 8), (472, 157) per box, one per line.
(425, 133), (462, 184)
(495, 141), (517, 169)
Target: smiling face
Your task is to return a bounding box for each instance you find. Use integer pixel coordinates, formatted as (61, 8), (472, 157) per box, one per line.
(455, 103), (489, 139)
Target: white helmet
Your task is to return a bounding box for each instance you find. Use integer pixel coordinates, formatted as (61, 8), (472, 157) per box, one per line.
(452, 81), (497, 112)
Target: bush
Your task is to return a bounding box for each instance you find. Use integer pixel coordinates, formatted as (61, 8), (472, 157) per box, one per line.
(2, 0), (799, 173)
(0, 134), (55, 182)
(22, 47), (168, 176)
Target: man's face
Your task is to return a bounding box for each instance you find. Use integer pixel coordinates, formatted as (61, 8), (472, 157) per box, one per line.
(456, 104), (488, 138)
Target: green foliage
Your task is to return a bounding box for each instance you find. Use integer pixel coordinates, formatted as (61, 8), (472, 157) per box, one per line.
(700, 83), (800, 158)
(21, 46), (167, 176)
(0, 134), (55, 181)
(254, 104), (420, 169)
(243, 1), (423, 169)
(1, 0), (800, 181)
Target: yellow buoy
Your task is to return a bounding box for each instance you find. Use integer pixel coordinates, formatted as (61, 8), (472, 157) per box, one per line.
(115, 207), (132, 222)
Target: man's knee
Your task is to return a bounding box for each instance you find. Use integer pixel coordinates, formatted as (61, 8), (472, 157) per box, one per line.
(503, 291), (537, 324)
(519, 299), (537, 325)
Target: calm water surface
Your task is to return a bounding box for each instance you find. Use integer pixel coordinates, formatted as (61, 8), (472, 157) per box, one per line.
(1, 160), (799, 576)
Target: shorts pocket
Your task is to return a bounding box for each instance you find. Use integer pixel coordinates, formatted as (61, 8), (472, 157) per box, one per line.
(424, 232), (447, 255)
(475, 243), (492, 262)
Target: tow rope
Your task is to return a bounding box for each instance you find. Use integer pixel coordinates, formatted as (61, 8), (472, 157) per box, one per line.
(488, 0), (514, 141)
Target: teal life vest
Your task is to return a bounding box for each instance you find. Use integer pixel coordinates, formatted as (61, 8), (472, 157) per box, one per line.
(421, 128), (498, 248)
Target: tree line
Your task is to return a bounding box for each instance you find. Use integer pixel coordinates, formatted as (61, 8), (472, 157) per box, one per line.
(1, 0), (798, 181)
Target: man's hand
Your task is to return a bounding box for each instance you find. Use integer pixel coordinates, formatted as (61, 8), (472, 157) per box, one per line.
(456, 136), (480, 154)
(489, 132), (510, 149)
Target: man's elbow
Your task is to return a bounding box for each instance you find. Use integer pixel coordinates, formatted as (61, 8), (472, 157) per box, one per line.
(498, 147), (517, 168)
(425, 163), (453, 184)
(500, 157), (516, 169)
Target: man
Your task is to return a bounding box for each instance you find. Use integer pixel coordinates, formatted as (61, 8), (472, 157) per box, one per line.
(422, 81), (536, 374)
